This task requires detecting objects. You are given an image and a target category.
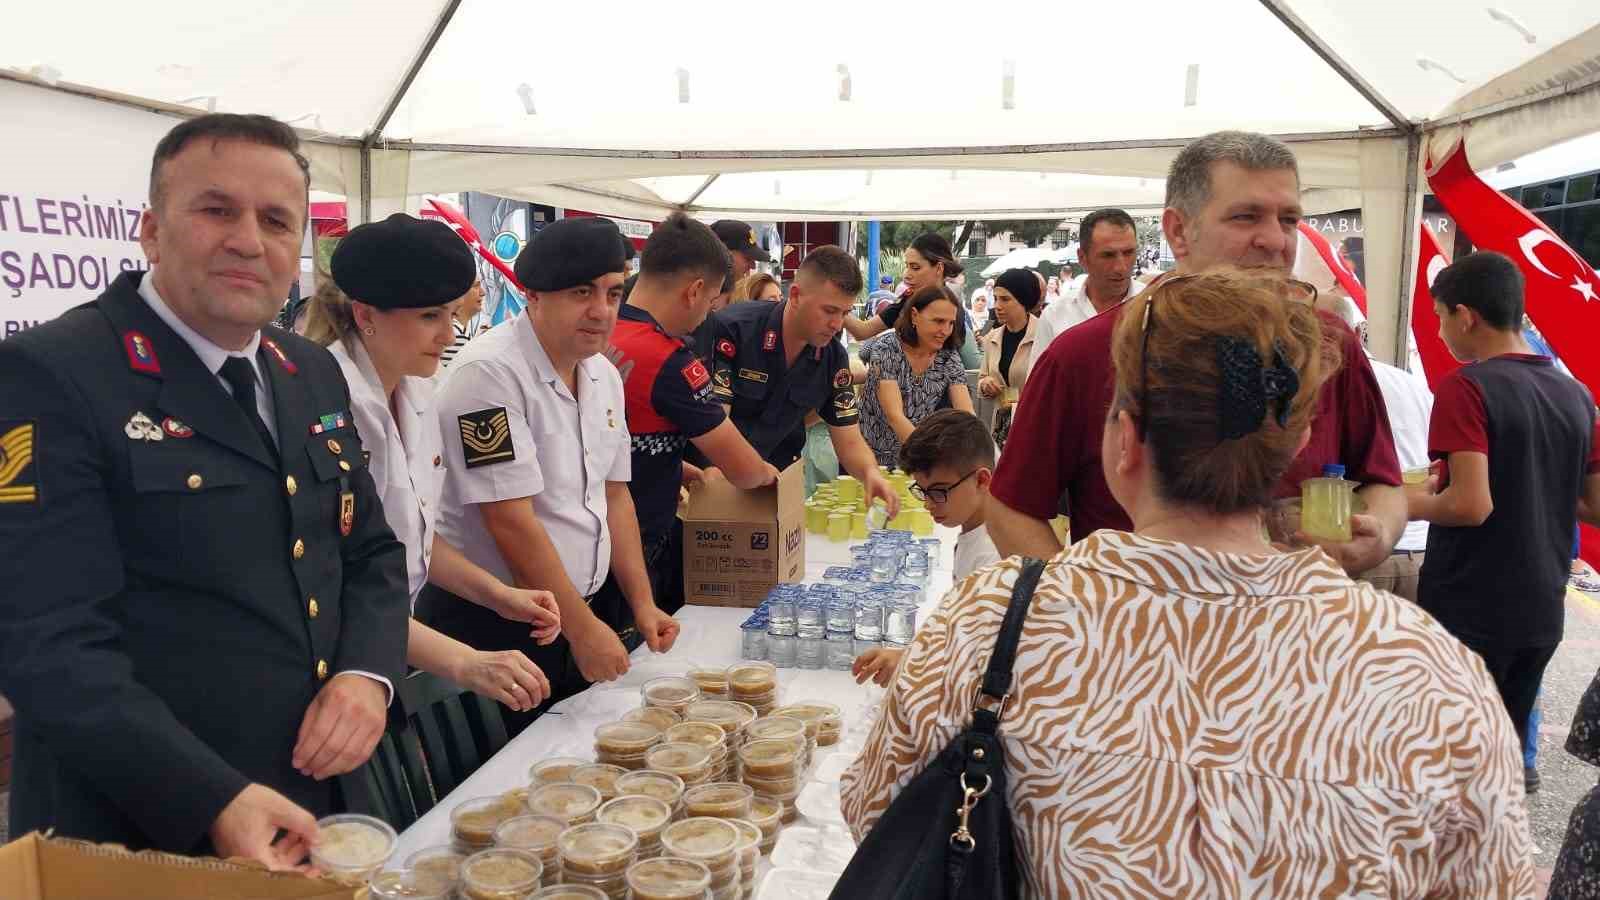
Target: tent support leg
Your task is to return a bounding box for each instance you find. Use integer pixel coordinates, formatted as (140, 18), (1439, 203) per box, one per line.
(1390, 131), (1422, 369)
(359, 145), (372, 226)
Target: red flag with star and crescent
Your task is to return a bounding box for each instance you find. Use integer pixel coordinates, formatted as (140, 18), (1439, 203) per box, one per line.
(1408, 221), (1464, 391)
(1426, 138), (1600, 392)
(426, 198), (528, 297)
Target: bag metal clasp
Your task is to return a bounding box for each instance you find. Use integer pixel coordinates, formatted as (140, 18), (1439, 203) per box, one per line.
(949, 773), (992, 851)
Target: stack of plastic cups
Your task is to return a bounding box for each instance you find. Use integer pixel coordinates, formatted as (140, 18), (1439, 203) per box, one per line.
(682, 782), (755, 821)
(367, 867), (453, 900)
(726, 661), (778, 715)
(688, 665), (730, 699)
(765, 587), (799, 668)
(772, 702), (843, 750)
(737, 739), (803, 823)
(613, 770), (686, 820)
(727, 819), (762, 899)
(742, 716), (808, 772)
(746, 796), (782, 855)
(403, 846), (467, 893)
(824, 587), (856, 671)
(641, 676), (702, 717)
(556, 823), (638, 899)
(525, 783), (604, 828)
(451, 795), (526, 856)
(570, 764), (627, 802)
(768, 706), (821, 766)
(643, 743), (714, 790)
(596, 795), (672, 860)
(660, 818), (742, 900)
(795, 588), (829, 670)
(682, 700), (759, 754)
(625, 857), (712, 900)
(593, 722), (663, 771)
(458, 847), (545, 898)
(665, 721), (733, 781)
(853, 589), (884, 657)
(530, 885), (608, 899)
(494, 815), (565, 875)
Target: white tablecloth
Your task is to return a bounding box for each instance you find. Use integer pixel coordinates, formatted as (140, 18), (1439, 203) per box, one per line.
(391, 526), (962, 870)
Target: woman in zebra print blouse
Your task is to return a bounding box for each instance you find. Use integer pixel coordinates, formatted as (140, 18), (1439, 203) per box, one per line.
(842, 268), (1533, 898)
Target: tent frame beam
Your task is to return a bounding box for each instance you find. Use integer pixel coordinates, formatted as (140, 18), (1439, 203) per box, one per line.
(1257, 0), (1412, 131)
(1435, 69), (1600, 129)
(365, 0), (462, 147)
(683, 174), (721, 207)
(363, 128), (1401, 159)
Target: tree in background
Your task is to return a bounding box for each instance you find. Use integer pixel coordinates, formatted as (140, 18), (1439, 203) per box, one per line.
(984, 219), (1062, 248)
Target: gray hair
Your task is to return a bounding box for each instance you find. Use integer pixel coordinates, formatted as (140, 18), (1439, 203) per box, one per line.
(1165, 131), (1299, 217)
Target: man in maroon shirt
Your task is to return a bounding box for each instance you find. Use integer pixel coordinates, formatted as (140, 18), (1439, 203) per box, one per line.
(989, 130), (1406, 575)
(1407, 251), (1600, 777)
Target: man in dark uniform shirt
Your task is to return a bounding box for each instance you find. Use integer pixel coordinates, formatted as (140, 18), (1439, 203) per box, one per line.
(0, 115), (408, 868)
(611, 215), (779, 614)
(702, 246), (899, 516)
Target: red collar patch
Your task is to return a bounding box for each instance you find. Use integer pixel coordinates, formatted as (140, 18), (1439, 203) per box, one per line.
(763, 330), (778, 352)
(262, 338), (298, 375)
(123, 331), (161, 376)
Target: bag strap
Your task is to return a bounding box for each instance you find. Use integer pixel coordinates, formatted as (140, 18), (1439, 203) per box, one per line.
(980, 557), (1044, 702)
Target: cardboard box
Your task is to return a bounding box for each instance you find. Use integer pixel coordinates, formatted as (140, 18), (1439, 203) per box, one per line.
(0, 832), (361, 900)
(682, 461), (805, 607)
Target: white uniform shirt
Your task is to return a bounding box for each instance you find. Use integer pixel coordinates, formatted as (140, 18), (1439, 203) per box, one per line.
(953, 524), (1002, 580)
(330, 337), (444, 605)
(1367, 356), (1434, 553)
(434, 312), (631, 597)
(1030, 274), (1143, 367)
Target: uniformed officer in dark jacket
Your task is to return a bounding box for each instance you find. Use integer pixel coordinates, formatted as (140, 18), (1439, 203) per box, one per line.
(702, 245), (899, 515)
(0, 114), (408, 868)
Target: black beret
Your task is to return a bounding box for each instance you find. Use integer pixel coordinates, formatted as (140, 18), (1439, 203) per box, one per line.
(330, 213), (476, 309)
(514, 217), (627, 292)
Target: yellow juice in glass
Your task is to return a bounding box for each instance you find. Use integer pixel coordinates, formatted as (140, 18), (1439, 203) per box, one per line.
(1300, 465), (1354, 543)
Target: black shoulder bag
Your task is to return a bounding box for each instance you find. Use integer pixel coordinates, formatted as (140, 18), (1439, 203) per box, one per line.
(828, 558), (1044, 900)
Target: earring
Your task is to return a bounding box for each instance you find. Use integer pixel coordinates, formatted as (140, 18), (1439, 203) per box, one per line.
(363, 327), (375, 336)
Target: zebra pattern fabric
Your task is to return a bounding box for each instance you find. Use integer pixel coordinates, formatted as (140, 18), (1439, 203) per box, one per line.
(841, 531), (1534, 899)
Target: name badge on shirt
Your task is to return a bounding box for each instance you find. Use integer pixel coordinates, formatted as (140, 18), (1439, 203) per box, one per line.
(738, 368), (769, 384)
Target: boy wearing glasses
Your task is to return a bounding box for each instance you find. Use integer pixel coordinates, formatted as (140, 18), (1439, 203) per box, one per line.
(853, 410), (1000, 686)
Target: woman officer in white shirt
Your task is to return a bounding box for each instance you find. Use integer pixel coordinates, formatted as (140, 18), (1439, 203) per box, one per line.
(308, 214), (562, 713)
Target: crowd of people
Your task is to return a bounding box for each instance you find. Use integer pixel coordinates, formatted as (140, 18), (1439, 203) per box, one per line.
(3, 111), (1600, 898)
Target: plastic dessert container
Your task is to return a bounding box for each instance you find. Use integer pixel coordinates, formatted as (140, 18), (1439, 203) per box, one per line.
(625, 856), (713, 900)
(459, 847), (545, 900)
(682, 782), (754, 820)
(525, 782), (604, 826)
(310, 814), (396, 883)
(557, 822), (639, 877)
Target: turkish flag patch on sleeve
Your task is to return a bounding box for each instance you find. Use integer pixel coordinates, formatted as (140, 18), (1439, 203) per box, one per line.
(682, 358), (712, 391)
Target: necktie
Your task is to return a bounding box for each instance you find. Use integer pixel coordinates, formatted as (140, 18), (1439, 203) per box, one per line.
(218, 355), (278, 460)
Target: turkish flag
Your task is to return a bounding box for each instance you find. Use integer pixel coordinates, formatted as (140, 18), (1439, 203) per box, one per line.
(1426, 138), (1600, 393)
(1295, 221), (1367, 314)
(425, 198), (528, 297)
(1408, 222), (1464, 391)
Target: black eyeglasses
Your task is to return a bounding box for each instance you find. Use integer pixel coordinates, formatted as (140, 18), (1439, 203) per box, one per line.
(1135, 272), (1316, 441)
(908, 469), (979, 504)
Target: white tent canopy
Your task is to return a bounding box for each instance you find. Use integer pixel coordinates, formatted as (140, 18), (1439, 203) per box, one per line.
(5, 0), (1600, 362)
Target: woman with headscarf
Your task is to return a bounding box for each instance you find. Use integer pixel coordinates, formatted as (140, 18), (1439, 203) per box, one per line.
(977, 268), (1041, 448)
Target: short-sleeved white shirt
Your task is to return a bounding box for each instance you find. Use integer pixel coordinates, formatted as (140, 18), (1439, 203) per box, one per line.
(330, 337), (444, 605)
(434, 313), (631, 597)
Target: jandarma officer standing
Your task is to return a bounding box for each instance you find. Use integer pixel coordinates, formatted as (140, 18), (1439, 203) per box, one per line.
(420, 217), (680, 734)
(0, 114), (409, 868)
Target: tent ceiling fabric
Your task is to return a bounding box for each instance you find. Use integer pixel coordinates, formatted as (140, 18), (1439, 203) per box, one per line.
(4, 0), (1597, 219)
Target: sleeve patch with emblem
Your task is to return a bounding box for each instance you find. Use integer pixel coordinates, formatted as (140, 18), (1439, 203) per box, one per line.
(833, 368), (852, 388)
(682, 359), (711, 392)
(716, 338), (736, 359)
(0, 420), (38, 504)
(458, 407), (515, 468)
(834, 392), (859, 412)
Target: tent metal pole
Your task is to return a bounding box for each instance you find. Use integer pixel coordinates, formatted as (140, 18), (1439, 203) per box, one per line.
(366, 0), (462, 146)
(1390, 131), (1423, 368)
(683, 175), (721, 208)
(359, 146), (372, 225)
(1257, 0), (1411, 131)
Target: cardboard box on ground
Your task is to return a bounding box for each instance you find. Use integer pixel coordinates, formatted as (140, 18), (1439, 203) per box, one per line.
(681, 461), (805, 607)
(0, 833), (360, 900)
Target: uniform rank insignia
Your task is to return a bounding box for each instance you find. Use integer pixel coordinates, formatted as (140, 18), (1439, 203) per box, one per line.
(712, 369), (732, 394)
(738, 368), (769, 383)
(124, 411), (164, 442)
(123, 331), (161, 375)
(682, 359), (711, 392)
(339, 491), (355, 536)
(833, 369), (852, 388)
(310, 412), (349, 435)
(716, 339), (736, 359)
(834, 392), (858, 412)
(161, 417), (194, 438)
(762, 330), (778, 351)
(0, 421), (38, 504)
(459, 407), (515, 468)
(262, 338), (297, 375)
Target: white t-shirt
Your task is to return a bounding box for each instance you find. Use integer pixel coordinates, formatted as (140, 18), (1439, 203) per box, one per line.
(434, 312), (631, 597)
(1031, 274), (1143, 369)
(1368, 356), (1433, 553)
(953, 524), (1002, 580)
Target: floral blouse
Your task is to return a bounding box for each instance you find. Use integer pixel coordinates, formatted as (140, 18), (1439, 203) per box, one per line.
(858, 330), (967, 467)
(841, 531), (1533, 899)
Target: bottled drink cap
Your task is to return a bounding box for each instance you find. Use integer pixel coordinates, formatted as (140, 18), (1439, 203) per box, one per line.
(1321, 464), (1346, 478)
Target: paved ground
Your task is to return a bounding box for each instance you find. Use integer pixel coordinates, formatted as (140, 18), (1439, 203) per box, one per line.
(1526, 586), (1600, 893)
